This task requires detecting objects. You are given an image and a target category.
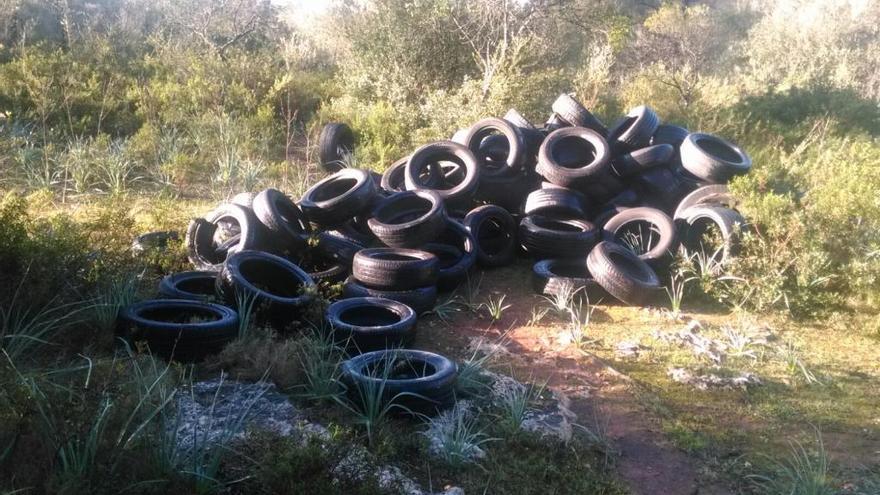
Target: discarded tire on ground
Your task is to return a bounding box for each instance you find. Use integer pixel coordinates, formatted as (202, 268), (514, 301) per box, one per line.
(601, 207), (678, 270)
(119, 299), (239, 362)
(680, 133), (752, 183)
(463, 205), (517, 267)
(300, 168), (377, 228)
(132, 231), (178, 255)
(327, 297), (416, 352)
(342, 278), (438, 316)
(537, 127), (611, 188)
(253, 188), (310, 252)
(341, 349), (457, 412)
(676, 205), (746, 266)
(218, 250), (315, 328)
(352, 248), (439, 291)
(368, 190), (447, 248)
(519, 215), (600, 259)
(159, 271), (218, 301)
(532, 259), (608, 303)
(587, 241), (661, 306)
(318, 122), (355, 172)
(186, 204), (265, 271)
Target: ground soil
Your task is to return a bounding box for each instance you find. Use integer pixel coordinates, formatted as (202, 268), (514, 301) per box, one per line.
(414, 262), (735, 495)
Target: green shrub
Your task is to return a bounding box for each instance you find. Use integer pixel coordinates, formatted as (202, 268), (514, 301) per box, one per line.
(713, 128), (880, 314)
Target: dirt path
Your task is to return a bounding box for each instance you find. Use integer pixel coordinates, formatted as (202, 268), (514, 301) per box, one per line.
(417, 265), (733, 495)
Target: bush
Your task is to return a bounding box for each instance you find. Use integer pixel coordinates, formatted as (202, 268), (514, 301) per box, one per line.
(714, 127), (880, 314)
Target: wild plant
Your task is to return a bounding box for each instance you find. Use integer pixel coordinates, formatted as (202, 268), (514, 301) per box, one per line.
(481, 294), (510, 322)
(749, 428), (834, 495)
(422, 403), (495, 467)
(496, 380), (546, 436)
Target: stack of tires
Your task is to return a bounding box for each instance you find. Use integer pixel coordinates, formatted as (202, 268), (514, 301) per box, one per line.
(124, 94), (750, 407)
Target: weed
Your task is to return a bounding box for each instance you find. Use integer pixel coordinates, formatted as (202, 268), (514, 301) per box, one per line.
(295, 327), (344, 402)
(527, 306), (549, 326)
(749, 429), (835, 495)
(428, 294), (463, 324)
(565, 299), (596, 349)
(458, 272), (484, 312)
(422, 402), (495, 467)
(778, 342), (822, 385)
(91, 276), (139, 334)
(234, 289), (260, 340)
(666, 267), (694, 316)
(456, 333), (510, 397)
(496, 380), (546, 436)
(176, 373), (268, 493)
(1, 272), (88, 361)
(721, 325), (761, 361)
(333, 350), (419, 446)
(480, 294), (511, 322)
(542, 280), (580, 318)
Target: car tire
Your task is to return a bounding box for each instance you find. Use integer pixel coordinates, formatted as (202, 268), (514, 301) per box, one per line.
(586, 241), (660, 306)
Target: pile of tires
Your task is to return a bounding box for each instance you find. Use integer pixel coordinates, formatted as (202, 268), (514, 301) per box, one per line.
(124, 96), (749, 410)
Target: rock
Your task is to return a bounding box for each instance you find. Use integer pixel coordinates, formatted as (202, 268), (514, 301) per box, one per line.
(667, 367), (762, 390)
(484, 371), (577, 443)
(522, 388), (577, 443)
(653, 320), (727, 364)
(173, 378), (328, 457)
(615, 340), (649, 359)
(332, 444), (463, 495)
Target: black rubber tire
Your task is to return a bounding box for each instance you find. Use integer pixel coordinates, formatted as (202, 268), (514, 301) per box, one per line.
(313, 231), (366, 265)
(523, 186), (590, 218)
(341, 349), (457, 413)
(551, 93), (608, 136)
(367, 190), (447, 248)
(503, 108), (535, 130)
(381, 156), (409, 193)
(422, 220), (477, 291)
(611, 144), (675, 178)
(632, 166), (685, 212)
(475, 170), (539, 213)
(218, 250), (316, 329)
(230, 192), (256, 208)
(342, 278), (438, 316)
(303, 258), (348, 286)
(463, 117), (526, 178)
(674, 185), (736, 221)
(159, 271), (218, 301)
(519, 215), (600, 259)
(119, 299), (238, 363)
(544, 113), (567, 132)
(607, 105), (660, 151)
(463, 205), (517, 268)
(680, 133), (752, 184)
(299, 168), (378, 228)
(132, 231), (179, 254)
(352, 248), (439, 290)
(592, 205), (633, 228)
(597, 189), (641, 212)
(186, 204), (264, 271)
(405, 141), (480, 206)
(531, 259), (608, 303)
(318, 122), (355, 173)
(601, 207), (678, 269)
(327, 297), (417, 353)
(537, 127), (611, 188)
(651, 124), (690, 148)
(253, 188), (311, 252)
(586, 241), (660, 306)
(676, 205), (746, 265)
